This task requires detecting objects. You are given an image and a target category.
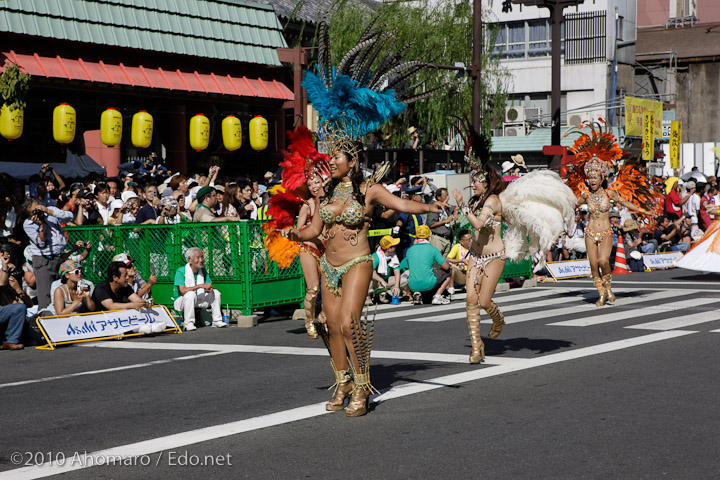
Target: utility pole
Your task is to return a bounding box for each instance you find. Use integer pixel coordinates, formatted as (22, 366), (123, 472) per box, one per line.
(471, 0), (483, 138)
(508, 0), (583, 167)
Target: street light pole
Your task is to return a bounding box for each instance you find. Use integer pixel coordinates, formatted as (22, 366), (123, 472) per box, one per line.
(471, 0), (483, 138)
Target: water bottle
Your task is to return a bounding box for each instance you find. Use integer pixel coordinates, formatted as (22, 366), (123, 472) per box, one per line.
(391, 294), (400, 305)
(223, 305), (230, 325)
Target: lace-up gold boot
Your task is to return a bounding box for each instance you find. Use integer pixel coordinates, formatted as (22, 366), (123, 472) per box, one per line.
(593, 277), (607, 306)
(304, 286), (319, 339)
(602, 274), (615, 303)
(467, 304), (485, 363)
(326, 365), (353, 411)
(486, 301), (505, 339)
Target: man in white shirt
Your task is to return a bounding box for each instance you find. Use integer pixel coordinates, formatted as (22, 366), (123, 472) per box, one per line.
(93, 183), (116, 225)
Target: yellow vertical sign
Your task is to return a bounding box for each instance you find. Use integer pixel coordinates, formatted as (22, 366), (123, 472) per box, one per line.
(642, 111), (655, 160)
(669, 120), (682, 169)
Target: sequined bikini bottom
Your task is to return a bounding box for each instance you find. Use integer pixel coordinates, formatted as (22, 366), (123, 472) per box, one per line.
(584, 227), (613, 245)
(319, 254), (373, 296)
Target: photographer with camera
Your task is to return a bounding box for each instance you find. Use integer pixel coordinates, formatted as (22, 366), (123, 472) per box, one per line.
(51, 260), (96, 316)
(22, 197), (74, 310)
(35, 164), (66, 207)
(0, 243), (29, 350)
(156, 196), (183, 224)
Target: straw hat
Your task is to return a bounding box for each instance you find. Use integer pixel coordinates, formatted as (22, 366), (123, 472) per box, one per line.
(511, 154), (526, 168)
(622, 218), (639, 232)
(502, 161), (515, 173)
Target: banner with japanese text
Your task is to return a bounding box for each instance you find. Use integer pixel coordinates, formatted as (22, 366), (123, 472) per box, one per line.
(644, 251), (683, 270)
(37, 306), (179, 349)
(669, 121), (682, 169)
(546, 259), (591, 280)
(642, 111), (655, 160)
(625, 96), (662, 138)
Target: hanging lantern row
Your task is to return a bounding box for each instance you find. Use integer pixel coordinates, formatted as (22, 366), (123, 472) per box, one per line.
(1, 104), (270, 153)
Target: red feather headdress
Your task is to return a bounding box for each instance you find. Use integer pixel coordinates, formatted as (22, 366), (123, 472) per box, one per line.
(264, 127), (330, 269)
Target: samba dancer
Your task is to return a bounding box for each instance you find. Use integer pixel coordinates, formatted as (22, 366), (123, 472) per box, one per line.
(564, 120), (657, 307)
(296, 175), (325, 338)
(268, 15), (444, 416)
(453, 115), (576, 363)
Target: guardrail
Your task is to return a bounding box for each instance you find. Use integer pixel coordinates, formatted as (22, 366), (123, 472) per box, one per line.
(65, 221), (304, 316)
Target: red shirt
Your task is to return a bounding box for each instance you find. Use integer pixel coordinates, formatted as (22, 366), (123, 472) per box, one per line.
(664, 190), (682, 215)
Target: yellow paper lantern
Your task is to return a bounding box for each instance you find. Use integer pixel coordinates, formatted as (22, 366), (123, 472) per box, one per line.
(100, 107), (123, 147)
(189, 113), (210, 152)
(0, 103), (23, 141)
(249, 115), (268, 151)
(131, 110), (153, 149)
(222, 115), (242, 151)
(53, 103), (76, 145)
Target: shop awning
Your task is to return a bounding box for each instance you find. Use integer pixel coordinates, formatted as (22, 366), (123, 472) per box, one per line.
(2, 51), (293, 101)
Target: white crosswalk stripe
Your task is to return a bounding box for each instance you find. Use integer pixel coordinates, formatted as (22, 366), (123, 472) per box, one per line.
(372, 286), (720, 330)
(546, 291), (714, 327)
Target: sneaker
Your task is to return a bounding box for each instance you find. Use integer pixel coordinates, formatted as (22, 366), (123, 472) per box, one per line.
(412, 292), (423, 305)
(432, 295), (451, 305)
(184, 322), (197, 331)
(447, 287), (456, 295)
(212, 320), (228, 328)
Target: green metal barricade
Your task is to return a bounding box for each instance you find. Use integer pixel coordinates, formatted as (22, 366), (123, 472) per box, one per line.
(65, 221), (303, 315)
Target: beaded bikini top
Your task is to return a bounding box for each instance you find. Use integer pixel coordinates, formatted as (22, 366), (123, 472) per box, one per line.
(319, 181), (365, 227)
(587, 188), (611, 219)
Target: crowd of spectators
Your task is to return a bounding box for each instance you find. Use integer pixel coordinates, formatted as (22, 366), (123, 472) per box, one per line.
(1, 151), (718, 349)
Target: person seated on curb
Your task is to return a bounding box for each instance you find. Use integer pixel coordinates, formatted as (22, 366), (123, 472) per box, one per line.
(51, 260), (96, 315)
(369, 235), (407, 303)
(0, 244), (29, 350)
(192, 186), (239, 223)
(399, 225), (452, 305)
(173, 247), (226, 331)
(91, 261), (151, 312)
(113, 253), (156, 300)
(446, 229), (472, 294)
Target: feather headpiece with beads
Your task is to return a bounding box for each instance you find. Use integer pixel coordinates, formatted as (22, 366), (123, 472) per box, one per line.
(455, 112), (491, 182)
(564, 118), (622, 198)
(303, 13), (442, 158)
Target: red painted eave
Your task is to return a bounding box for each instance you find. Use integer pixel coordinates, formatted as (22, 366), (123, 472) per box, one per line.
(2, 51), (294, 101)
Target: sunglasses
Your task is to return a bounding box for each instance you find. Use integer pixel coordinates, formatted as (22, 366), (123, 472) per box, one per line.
(68, 269), (82, 275)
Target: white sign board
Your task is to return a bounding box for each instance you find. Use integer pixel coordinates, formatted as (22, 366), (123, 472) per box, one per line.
(37, 306), (179, 349)
(546, 259), (592, 280)
(644, 251), (683, 270)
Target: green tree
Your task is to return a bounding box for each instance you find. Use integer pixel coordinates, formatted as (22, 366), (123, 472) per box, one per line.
(324, 0), (509, 149)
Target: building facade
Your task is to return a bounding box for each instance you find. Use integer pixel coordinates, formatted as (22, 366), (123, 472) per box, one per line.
(0, 0), (293, 177)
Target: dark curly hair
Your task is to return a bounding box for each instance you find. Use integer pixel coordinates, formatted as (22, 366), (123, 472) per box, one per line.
(322, 144), (366, 206)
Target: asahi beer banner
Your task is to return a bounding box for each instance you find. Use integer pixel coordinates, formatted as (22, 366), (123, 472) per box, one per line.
(644, 251), (683, 270)
(546, 259), (592, 280)
(37, 306), (179, 348)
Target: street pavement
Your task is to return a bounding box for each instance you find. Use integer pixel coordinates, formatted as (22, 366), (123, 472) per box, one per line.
(1, 268), (719, 479)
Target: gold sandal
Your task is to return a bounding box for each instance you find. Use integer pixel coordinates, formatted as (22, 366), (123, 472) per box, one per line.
(326, 365), (353, 411)
(486, 301), (505, 339)
(304, 286), (319, 339)
(467, 304), (485, 363)
(602, 274), (615, 303)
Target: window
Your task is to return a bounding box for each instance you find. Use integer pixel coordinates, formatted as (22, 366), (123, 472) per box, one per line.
(492, 19), (564, 60)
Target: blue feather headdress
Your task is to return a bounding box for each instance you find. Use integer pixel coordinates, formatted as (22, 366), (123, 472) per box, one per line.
(303, 14), (442, 159)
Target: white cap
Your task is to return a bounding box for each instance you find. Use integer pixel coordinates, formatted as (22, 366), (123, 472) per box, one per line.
(502, 161), (514, 173)
(121, 191), (139, 203)
(110, 199), (124, 211)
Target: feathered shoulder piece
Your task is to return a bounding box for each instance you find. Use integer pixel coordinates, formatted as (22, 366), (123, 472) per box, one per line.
(609, 157), (664, 231)
(454, 112), (491, 182)
(499, 170), (577, 261)
(564, 118), (622, 198)
(303, 13), (441, 157)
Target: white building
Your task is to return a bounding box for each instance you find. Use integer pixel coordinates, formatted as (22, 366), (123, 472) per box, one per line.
(489, 0), (637, 165)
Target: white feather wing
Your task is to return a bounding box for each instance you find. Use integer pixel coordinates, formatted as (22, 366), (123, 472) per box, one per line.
(499, 170), (577, 261)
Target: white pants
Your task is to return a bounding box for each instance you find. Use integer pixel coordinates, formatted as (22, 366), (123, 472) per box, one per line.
(174, 289), (222, 326)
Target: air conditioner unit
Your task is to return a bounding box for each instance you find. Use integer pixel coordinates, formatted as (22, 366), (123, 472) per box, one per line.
(491, 128), (504, 137)
(525, 108), (540, 120)
(503, 123), (526, 137)
(505, 106), (525, 123)
(568, 112), (592, 128)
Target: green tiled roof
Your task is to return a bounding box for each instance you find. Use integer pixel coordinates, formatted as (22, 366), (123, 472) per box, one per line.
(491, 126), (624, 153)
(0, 0), (287, 66)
